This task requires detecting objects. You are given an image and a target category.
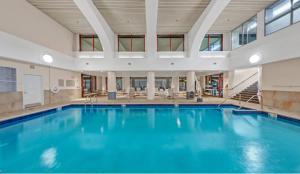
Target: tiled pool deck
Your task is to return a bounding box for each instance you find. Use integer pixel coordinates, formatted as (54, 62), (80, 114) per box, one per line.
(1, 96), (300, 123)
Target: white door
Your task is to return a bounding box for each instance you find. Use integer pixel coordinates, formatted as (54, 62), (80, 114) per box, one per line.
(23, 74), (43, 107)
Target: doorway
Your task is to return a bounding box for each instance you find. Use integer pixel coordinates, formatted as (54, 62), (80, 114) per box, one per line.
(81, 74), (97, 97)
(23, 74), (43, 108)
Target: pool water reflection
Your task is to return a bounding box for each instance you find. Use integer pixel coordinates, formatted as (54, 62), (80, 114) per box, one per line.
(0, 105), (300, 172)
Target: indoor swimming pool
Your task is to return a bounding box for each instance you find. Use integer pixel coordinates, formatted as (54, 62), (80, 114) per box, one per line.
(0, 104), (300, 173)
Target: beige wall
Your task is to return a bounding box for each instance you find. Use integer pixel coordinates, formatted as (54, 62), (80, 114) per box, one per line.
(262, 58), (300, 92)
(0, 58), (81, 114)
(262, 58), (300, 113)
(0, 0), (74, 55)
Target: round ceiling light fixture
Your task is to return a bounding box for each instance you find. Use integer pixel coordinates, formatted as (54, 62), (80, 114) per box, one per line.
(42, 54), (53, 64)
(249, 54), (261, 64)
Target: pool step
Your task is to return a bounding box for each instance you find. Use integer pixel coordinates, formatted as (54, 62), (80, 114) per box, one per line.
(232, 109), (263, 115)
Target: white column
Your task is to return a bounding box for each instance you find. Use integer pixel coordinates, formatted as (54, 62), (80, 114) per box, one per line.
(222, 71), (229, 98)
(257, 10), (265, 41)
(107, 72), (116, 92)
(97, 76), (101, 90)
(223, 32), (231, 51)
(107, 72), (116, 99)
(187, 71), (195, 92)
(195, 76), (202, 96)
(200, 76), (206, 93)
(124, 77), (131, 93)
(101, 76), (107, 91)
(171, 76), (179, 93)
(147, 72), (155, 100)
(145, 0), (158, 59)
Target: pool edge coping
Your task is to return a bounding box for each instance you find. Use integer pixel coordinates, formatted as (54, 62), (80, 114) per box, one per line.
(1, 103), (300, 127)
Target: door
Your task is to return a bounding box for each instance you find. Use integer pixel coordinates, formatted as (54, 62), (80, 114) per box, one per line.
(23, 74), (43, 107)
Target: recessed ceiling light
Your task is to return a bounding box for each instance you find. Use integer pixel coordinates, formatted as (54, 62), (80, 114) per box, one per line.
(249, 54), (261, 64)
(42, 54), (53, 64)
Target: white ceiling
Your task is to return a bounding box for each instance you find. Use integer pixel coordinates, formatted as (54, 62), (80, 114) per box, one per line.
(27, 0), (277, 34)
(157, 0), (210, 34)
(27, 0), (94, 34)
(93, 0), (146, 34)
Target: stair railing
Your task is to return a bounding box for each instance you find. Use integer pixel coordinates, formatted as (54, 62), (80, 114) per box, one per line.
(217, 71), (259, 109)
(238, 94), (262, 110)
(229, 72), (258, 91)
(217, 93), (242, 108)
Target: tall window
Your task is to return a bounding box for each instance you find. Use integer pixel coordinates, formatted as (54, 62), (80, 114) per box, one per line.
(265, 0), (300, 35)
(157, 35), (184, 52)
(118, 35), (145, 52)
(155, 77), (171, 90)
(232, 16), (257, 49)
(200, 34), (223, 51)
(131, 77), (147, 91)
(179, 77), (186, 91)
(0, 67), (16, 93)
(116, 77), (123, 91)
(80, 35), (103, 51)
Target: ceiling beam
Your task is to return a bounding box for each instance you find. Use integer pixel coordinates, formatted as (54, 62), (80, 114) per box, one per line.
(188, 0), (231, 57)
(145, 0), (158, 58)
(73, 0), (114, 58)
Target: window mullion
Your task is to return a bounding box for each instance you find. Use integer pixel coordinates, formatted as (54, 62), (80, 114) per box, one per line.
(208, 34), (210, 51)
(291, 0), (294, 25)
(131, 37), (133, 52)
(92, 35), (95, 51)
(169, 36), (172, 51)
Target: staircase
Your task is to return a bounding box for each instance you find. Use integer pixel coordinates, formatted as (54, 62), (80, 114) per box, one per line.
(232, 82), (259, 104)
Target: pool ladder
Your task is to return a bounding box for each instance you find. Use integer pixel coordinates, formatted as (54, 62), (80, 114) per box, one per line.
(217, 94), (263, 111)
(238, 94), (263, 110)
(217, 94), (240, 109)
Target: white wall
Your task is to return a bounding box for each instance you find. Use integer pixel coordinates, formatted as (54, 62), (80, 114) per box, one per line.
(0, 0), (74, 55)
(262, 58), (300, 92)
(0, 31), (76, 71)
(0, 58), (81, 92)
(75, 56), (229, 71)
(229, 10), (300, 70)
(1, 0), (300, 75)
(226, 67), (259, 96)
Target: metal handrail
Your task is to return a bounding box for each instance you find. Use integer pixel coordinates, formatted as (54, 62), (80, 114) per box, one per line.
(238, 94), (261, 109)
(217, 98), (229, 108)
(217, 93), (241, 108)
(229, 72), (258, 90)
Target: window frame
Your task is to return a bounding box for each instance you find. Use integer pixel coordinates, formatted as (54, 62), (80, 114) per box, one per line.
(157, 35), (185, 52)
(116, 77), (123, 91)
(200, 34), (223, 51)
(231, 15), (257, 50)
(0, 67), (17, 93)
(79, 35), (103, 52)
(118, 35), (145, 52)
(264, 0), (300, 36)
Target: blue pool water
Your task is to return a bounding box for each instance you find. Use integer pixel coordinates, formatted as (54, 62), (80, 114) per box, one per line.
(1, 105), (300, 173)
